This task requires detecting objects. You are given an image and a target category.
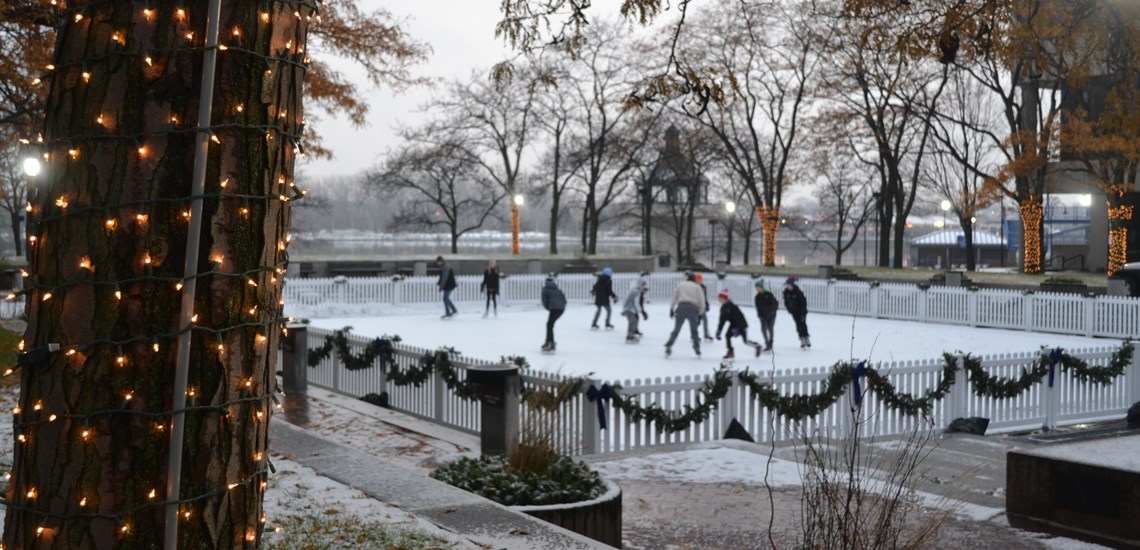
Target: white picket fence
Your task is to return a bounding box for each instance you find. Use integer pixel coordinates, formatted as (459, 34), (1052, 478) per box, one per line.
(282, 272), (1140, 340)
(303, 326), (1140, 456)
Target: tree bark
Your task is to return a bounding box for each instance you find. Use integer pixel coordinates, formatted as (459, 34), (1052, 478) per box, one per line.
(5, 2), (305, 547)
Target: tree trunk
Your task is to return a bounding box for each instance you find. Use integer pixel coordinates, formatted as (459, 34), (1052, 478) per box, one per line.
(451, 226), (460, 254)
(1020, 198), (1044, 274)
(755, 206), (779, 267)
(509, 201), (520, 255)
(891, 216), (906, 268)
(549, 192), (560, 255)
(962, 216), (976, 271)
(10, 216), (21, 257)
(4, 2), (306, 547)
(878, 207), (893, 267)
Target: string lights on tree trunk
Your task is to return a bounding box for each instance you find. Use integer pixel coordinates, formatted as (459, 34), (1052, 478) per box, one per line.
(4, 0), (321, 547)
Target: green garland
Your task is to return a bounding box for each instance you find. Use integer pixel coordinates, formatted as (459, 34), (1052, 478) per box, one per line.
(426, 347), (482, 401)
(864, 353), (959, 416)
(1054, 340), (1134, 385)
(739, 363), (854, 421)
(609, 368), (734, 433)
(963, 353), (1045, 398)
(501, 355), (531, 369)
(305, 326), (400, 371)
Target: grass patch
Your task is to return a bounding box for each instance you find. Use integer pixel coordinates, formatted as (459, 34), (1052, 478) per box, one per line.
(263, 513), (456, 550)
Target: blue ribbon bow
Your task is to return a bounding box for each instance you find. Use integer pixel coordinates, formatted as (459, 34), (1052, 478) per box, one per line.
(586, 384), (613, 430)
(852, 361), (866, 407)
(1048, 348), (1061, 388)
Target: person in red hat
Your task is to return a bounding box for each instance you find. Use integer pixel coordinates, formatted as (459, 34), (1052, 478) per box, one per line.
(715, 289), (762, 359)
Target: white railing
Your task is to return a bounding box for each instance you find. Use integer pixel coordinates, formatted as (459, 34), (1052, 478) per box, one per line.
(301, 326), (1140, 456)
(282, 272), (1140, 340)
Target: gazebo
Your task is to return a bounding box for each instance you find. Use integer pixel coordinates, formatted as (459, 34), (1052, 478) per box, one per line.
(909, 229), (1007, 269)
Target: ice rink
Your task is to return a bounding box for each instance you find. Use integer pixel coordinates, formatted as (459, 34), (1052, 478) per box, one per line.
(307, 301), (1119, 381)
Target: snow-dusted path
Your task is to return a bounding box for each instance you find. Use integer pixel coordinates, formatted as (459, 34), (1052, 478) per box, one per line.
(308, 302), (1116, 381)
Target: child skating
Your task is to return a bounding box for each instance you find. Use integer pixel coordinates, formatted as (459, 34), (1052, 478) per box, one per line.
(621, 279), (647, 344)
(753, 279), (778, 350)
(590, 267), (618, 330)
(714, 289), (762, 359)
(540, 274), (567, 353)
(783, 277), (811, 348)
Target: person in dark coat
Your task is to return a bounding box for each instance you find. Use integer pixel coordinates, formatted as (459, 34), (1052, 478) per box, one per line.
(783, 277), (810, 348)
(436, 256), (458, 319)
(753, 279), (779, 350)
(715, 289), (762, 359)
(590, 267), (618, 329)
(540, 274), (567, 352)
(480, 259), (501, 318)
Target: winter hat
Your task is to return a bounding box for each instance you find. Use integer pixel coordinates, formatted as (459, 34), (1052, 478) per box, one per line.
(602, 267), (613, 276)
(684, 270), (694, 281)
(693, 273), (704, 282)
(785, 276), (797, 286)
(754, 279), (765, 289)
(637, 275), (649, 288)
(545, 273), (556, 283)
(718, 289), (730, 301)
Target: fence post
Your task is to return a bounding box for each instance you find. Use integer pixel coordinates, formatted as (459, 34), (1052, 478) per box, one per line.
(330, 337), (341, 393)
(581, 378), (600, 455)
(944, 354), (969, 427)
(826, 280), (837, 314)
(392, 277), (402, 306)
(433, 357), (446, 425)
(334, 275), (348, 304)
(869, 284), (881, 318)
(967, 289), (978, 327)
(1083, 295), (1095, 337)
(1129, 347), (1140, 407)
(280, 323), (309, 393)
(1022, 292), (1035, 332)
(718, 370), (739, 439)
(917, 288), (928, 323)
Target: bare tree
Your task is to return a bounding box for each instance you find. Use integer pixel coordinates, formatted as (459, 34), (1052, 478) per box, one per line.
(673, 0), (822, 266)
(643, 123), (717, 264)
(926, 71), (1002, 271)
(555, 22), (661, 254)
(373, 140), (504, 253)
(817, 4), (950, 268)
(803, 149), (876, 266)
(531, 63), (588, 254)
(0, 132), (27, 256)
(425, 69), (540, 254)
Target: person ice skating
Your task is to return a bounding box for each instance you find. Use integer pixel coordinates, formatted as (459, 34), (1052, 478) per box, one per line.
(540, 274), (567, 352)
(481, 259), (500, 318)
(783, 277), (811, 348)
(635, 273), (650, 336)
(715, 289), (762, 359)
(664, 272), (707, 357)
(753, 279), (778, 350)
(590, 267), (618, 329)
(621, 279), (648, 343)
(436, 256), (458, 319)
(694, 273), (714, 341)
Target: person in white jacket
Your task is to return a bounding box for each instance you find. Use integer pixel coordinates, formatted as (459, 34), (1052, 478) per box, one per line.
(664, 273), (707, 357)
(621, 280), (647, 343)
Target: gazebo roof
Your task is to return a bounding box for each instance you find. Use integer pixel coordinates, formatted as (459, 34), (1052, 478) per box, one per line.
(910, 229), (1005, 247)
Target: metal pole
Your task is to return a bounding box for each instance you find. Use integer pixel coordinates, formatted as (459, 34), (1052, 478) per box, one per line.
(165, 0), (223, 547)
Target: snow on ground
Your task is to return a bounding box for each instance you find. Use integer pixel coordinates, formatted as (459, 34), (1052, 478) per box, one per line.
(309, 302), (1117, 381)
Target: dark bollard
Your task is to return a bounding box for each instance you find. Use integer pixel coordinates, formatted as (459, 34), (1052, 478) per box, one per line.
(280, 323), (309, 393)
(466, 364), (520, 457)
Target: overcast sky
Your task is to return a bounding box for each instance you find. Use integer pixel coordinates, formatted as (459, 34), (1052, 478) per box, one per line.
(297, 1), (519, 182)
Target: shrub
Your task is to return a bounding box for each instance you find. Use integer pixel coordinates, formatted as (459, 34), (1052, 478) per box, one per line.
(430, 454), (604, 506)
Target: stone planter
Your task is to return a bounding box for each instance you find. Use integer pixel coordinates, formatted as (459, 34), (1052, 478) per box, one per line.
(513, 478), (622, 548)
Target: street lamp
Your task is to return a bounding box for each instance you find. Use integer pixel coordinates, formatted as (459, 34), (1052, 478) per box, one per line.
(513, 193), (525, 206)
(23, 158), (41, 178)
(724, 201), (736, 214)
(1078, 194), (1092, 207)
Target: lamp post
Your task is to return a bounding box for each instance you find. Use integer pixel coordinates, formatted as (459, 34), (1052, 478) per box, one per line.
(708, 218), (718, 267)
